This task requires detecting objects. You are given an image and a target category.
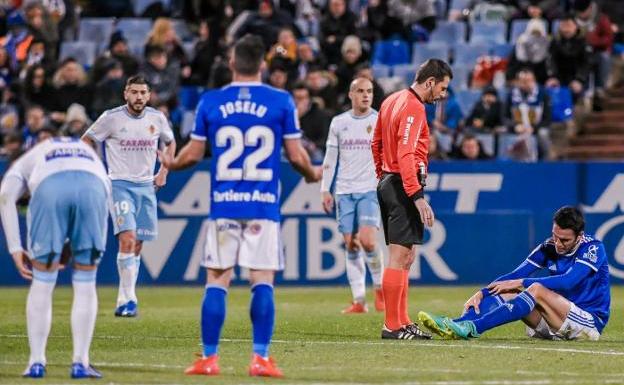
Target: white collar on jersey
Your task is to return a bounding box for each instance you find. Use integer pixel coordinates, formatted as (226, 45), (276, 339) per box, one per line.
(228, 81), (263, 87)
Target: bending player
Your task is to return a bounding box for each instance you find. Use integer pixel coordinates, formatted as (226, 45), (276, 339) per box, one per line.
(419, 206), (610, 341)
(82, 75), (176, 317)
(0, 137), (110, 378)
(321, 77), (384, 314)
(158, 34), (321, 377)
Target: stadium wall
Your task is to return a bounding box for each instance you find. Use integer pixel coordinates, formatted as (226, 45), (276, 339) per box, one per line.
(1, 160), (624, 286)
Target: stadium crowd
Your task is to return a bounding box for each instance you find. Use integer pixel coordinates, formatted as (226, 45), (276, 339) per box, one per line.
(0, 0), (622, 163)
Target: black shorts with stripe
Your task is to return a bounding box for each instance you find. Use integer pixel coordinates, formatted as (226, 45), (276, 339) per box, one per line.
(376, 173), (424, 246)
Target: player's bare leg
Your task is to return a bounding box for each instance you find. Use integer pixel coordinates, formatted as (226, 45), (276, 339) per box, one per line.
(342, 233), (367, 313)
(248, 269), (283, 377)
(358, 226), (384, 311)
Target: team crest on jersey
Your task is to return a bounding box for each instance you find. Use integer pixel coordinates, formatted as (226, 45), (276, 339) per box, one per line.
(117, 216), (124, 226)
(148, 124), (156, 134)
(366, 125), (372, 133)
(584, 245), (598, 263)
(238, 87), (251, 100)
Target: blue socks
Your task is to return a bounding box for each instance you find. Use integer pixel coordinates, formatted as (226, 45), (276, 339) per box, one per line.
(472, 291), (536, 335)
(454, 294), (504, 322)
(250, 283), (275, 358)
(201, 285), (227, 357)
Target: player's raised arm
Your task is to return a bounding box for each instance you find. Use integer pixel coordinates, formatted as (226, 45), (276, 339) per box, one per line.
(283, 138), (321, 183)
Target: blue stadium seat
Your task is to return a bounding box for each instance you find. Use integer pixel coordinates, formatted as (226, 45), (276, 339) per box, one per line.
(78, 18), (115, 45)
(371, 64), (390, 78)
(412, 42), (449, 64)
(469, 22), (506, 44)
(392, 64), (417, 85)
(430, 21), (467, 45)
(490, 43), (513, 58)
(453, 43), (490, 66)
(116, 18), (152, 42)
(127, 41), (145, 58)
(497, 134), (538, 161)
(372, 38), (411, 66)
(509, 19), (530, 43)
(450, 65), (470, 90)
(449, 0), (470, 11)
(59, 41), (97, 67)
(180, 110), (196, 138)
(172, 19), (194, 42)
(456, 89), (482, 115)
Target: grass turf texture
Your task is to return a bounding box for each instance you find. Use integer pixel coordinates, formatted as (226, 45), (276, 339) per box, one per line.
(1, 286), (623, 385)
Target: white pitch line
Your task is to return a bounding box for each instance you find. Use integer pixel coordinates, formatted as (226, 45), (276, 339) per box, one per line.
(2, 334), (624, 357)
(11, 380), (624, 385)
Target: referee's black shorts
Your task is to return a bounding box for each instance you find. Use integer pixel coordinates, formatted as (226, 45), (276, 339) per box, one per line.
(376, 173), (424, 246)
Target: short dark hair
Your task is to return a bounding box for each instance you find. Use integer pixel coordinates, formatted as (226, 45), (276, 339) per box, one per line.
(415, 59), (453, 84)
(553, 206), (585, 235)
(233, 34), (265, 76)
(292, 81), (309, 93)
(560, 12), (577, 23)
(126, 75), (151, 90)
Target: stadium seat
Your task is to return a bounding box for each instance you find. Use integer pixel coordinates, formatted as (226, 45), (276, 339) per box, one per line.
(59, 41), (97, 67)
(372, 38), (411, 66)
(180, 110), (196, 138)
(78, 18), (115, 45)
(469, 22), (506, 44)
(127, 41), (145, 58)
(450, 65), (470, 90)
(449, 0), (470, 12)
(172, 18), (194, 42)
(116, 18), (153, 41)
(371, 64), (390, 78)
(456, 89), (482, 115)
(453, 43), (490, 66)
(490, 43), (513, 59)
(412, 42), (449, 65)
(430, 21), (467, 45)
(509, 19), (530, 43)
(392, 64), (416, 86)
(497, 134), (538, 161)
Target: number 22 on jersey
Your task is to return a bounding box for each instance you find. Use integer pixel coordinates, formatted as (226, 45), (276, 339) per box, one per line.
(215, 125), (274, 182)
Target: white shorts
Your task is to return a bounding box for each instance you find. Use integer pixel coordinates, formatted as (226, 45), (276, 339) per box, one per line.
(201, 219), (284, 271)
(526, 302), (600, 341)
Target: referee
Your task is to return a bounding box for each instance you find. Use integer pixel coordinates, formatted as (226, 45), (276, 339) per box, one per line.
(371, 59), (452, 340)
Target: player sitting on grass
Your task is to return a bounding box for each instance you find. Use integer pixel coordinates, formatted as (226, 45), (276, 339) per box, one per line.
(418, 206), (610, 341)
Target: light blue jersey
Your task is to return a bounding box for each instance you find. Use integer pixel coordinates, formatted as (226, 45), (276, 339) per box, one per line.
(526, 234), (611, 332)
(191, 82), (302, 221)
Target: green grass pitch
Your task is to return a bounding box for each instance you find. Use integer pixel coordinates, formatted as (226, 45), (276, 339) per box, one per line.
(1, 286), (623, 385)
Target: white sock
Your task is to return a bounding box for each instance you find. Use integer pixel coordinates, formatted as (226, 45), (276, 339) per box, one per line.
(134, 255), (141, 296)
(117, 252), (137, 305)
(71, 270), (98, 366)
(27, 269), (57, 366)
(364, 248), (384, 287)
(346, 251), (366, 303)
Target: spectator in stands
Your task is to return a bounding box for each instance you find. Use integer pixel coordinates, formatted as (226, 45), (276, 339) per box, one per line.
(516, 0), (563, 21)
(0, 46), (13, 88)
(366, 0), (409, 42)
(320, 0), (357, 66)
(208, 46), (232, 89)
(1, 12), (34, 71)
(574, 0), (614, 91)
(546, 14), (590, 102)
(24, 2), (58, 61)
(51, 57), (92, 123)
(235, 1), (296, 50)
(335, 35), (365, 99)
(296, 38), (325, 81)
(452, 134), (492, 160)
(19, 64), (55, 111)
(294, 1), (320, 38)
(467, 0), (517, 23)
(426, 87), (464, 135)
(96, 31), (140, 81)
(305, 64), (339, 112)
(266, 27), (298, 68)
(22, 38), (54, 76)
(353, 63), (385, 110)
(0, 85), (19, 139)
(292, 81), (333, 161)
(268, 60), (290, 90)
(60, 103), (91, 138)
(189, 20), (220, 86)
(507, 19), (550, 83)
(145, 17), (191, 82)
(0, 132), (23, 161)
(507, 69), (552, 158)
(465, 86), (506, 134)
(429, 133), (449, 161)
(141, 45), (180, 108)
(21, 104), (53, 150)
(91, 59), (125, 117)
(40, 0), (75, 42)
(387, 0), (437, 33)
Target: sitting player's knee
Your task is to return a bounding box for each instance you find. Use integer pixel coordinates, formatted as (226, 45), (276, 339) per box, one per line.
(526, 282), (545, 298)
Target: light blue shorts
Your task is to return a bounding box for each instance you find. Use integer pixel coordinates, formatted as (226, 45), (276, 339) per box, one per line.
(111, 180), (158, 241)
(28, 171), (108, 266)
(336, 191), (381, 234)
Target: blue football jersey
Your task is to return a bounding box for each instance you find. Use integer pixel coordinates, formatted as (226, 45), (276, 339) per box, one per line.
(526, 234), (611, 332)
(191, 82), (302, 221)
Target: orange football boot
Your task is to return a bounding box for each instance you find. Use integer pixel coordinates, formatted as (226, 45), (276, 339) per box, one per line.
(341, 301), (368, 314)
(184, 355), (220, 376)
(248, 354), (284, 378)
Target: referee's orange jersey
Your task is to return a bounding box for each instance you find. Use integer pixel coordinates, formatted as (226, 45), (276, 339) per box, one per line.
(371, 88), (429, 198)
